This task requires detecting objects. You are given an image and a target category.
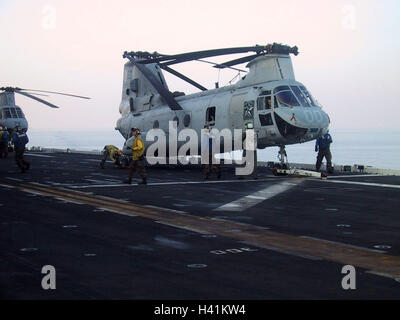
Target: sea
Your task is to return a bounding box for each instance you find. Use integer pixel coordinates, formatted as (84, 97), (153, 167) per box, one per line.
(26, 129), (400, 170)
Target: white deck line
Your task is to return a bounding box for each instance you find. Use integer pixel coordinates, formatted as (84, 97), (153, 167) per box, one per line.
(323, 179), (400, 189)
(327, 174), (383, 179)
(66, 177), (283, 189)
(214, 180), (303, 212)
(25, 153), (54, 158)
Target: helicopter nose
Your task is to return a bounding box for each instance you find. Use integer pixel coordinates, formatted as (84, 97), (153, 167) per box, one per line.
(274, 107), (330, 140)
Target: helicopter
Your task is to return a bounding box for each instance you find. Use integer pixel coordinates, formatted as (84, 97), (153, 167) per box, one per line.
(115, 43), (330, 167)
(0, 86), (90, 134)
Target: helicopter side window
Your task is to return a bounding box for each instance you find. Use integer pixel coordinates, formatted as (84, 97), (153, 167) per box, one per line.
(257, 97), (265, 111)
(275, 90), (300, 108)
(257, 96), (272, 110)
(290, 86), (310, 107)
(265, 96), (272, 110)
(183, 114), (191, 127)
(129, 98), (134, 112)
(206, 106), (216, 125)
(259, 113), (273, 126)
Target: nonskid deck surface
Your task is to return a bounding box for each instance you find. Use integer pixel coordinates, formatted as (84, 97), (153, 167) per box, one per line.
(1, 152), (400, 299)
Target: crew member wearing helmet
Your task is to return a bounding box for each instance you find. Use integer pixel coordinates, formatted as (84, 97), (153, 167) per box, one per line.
(0, 126), (10, 159)
(315, 130), (333, 173)
(12, 126), (30, 173)
(125, 127), (147, 185)
(100, 145), (122, 169)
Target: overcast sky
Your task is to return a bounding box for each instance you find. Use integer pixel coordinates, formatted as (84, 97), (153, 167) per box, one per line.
(1, 0), (399, 131)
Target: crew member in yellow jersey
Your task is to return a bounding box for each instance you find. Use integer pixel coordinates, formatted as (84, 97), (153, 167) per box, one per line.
(125, 128), (147, 185)
(100, 145), (122, 168)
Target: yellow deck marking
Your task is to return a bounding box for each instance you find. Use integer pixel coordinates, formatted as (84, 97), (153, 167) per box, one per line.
(9, 181), (400, 278)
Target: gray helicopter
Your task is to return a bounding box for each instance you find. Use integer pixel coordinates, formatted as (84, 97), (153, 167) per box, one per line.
(0, 86), (90, 133)
(116, 43), (330, 165)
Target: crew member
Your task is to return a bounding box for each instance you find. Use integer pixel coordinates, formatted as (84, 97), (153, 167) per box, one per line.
(0, 126), (10, 159)
(100, 145), (122, 169)
(315, 131), (333, 173)
(125, 128), (147, 185)
(202, 125), (221, 180)
(12, 127), (30, 173)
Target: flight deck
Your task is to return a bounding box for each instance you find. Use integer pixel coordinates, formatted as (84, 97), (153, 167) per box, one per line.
(1, 151), (400, 299)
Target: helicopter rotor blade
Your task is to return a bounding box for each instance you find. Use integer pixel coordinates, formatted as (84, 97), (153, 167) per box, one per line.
(127, 60), (183, 111)
(18, 88), (90, 99)
(22, 92), (49, 97)
(213, 54), (259, 69)
(196, 59), (247, 73)
(160, 65), (208, 91)
(15, 91), (59, 108)
(156, 46), (263, 66)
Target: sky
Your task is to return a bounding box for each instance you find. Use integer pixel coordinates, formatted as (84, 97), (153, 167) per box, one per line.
(1, 0), (400, 131)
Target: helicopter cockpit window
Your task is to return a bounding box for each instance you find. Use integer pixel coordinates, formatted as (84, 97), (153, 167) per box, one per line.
(16, 107), (25, 118)
(290, 86), (310, 107)
(3, 108), (12, 119)
(300, 86), (316, 106)
(274, 96), (278, 109)
(274, 90), (300, 108)
(10, 108), (18, 118)
(273, 86), (290, 94)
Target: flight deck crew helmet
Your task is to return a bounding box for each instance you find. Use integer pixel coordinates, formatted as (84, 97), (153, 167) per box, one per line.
(245, 122), (254, 129)
(117, 150), (122, 156)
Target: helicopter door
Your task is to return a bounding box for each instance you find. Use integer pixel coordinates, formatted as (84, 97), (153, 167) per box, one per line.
(229, 93), (247, 130)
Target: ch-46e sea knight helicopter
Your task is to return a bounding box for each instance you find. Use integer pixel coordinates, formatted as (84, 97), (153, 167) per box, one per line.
(115, 43), (330, 168)
(0, 86), (90, 133)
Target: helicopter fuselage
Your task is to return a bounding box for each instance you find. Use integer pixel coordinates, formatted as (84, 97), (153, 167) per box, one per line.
(115, 51), (330, 155)
(116, 79), (330, 152)
(0, 103), (28, 132)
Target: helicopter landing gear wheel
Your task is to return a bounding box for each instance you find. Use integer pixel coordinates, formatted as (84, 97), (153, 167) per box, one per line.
(271, 145), (289, 176)
(277, 145), (289, 169)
